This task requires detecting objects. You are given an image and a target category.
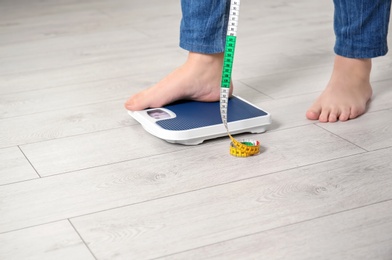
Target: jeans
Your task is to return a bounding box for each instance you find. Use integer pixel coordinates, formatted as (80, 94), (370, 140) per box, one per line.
(334, 0), (391, 58)
(180, 0), (230, 53)
(179, 0), (391, 58)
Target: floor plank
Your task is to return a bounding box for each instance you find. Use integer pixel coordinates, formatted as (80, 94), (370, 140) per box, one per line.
(0, 28), (143, 59)
(0, 77), (138, 118)
(253, 93), (319, 131)
(0, 147), (38, 185)
(240, 65), (333, 99)
(161, 200), (392, 260)
(19, 126), (189, 176)
(1, 125), (363, 233)
(70, 148), (392, 259)
(367, 78), (392, 112)
(0, 33), (148, 76)
(318, 109), (392, 151)
(20, 123), (364, 176)
(0, 221), (95, 260)
(0, 100), (134, 149)
(0, 9), (112, 45)
(0, 47), (185, 95)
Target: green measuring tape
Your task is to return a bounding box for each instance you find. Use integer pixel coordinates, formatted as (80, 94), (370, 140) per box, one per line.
(220, 0), (260, 157)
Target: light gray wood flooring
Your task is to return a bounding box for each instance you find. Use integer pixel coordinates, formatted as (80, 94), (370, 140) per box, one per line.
(1, 0), (392, 259)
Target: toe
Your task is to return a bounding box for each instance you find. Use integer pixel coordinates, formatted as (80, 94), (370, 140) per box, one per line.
(338, 107), (350, 121)
(328, 108), (338, 122)
(125, 92), (147, 111)
(306, 106), (321, 121)
(306, 111), (319, 120)
(319, 108), (330, 123)
(124, 97), (136, 110)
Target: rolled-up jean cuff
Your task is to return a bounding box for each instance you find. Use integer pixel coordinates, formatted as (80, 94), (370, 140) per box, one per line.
(179, 42), (225, 54)
(334, 44), (389, 59)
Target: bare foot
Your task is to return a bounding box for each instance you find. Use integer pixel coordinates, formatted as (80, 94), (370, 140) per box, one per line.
(124, 52), (232, 111)
(306, 55), (373, 122)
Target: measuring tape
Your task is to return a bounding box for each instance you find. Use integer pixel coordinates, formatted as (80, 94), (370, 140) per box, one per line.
(220, 0), (260, 157)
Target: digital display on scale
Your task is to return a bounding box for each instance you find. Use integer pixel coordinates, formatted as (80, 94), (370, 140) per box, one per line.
(147, 109), (172, 120)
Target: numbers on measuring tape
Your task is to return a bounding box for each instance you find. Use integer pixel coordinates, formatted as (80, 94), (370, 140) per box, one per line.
(220, 0), (261, 157)
(229, 19), (239, 25)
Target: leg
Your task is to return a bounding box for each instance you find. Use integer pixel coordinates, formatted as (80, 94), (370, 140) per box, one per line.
(306, 0), (391, 122)
(125, 0), (231, 111)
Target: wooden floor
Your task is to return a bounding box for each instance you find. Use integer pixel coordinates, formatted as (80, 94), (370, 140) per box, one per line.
(1, 0), (392, 259)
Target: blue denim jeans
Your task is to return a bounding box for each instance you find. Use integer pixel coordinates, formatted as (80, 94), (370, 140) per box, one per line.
(334, 0), (391, 58)
(180, 0), (391, 58)
(180, 0), (230, 54)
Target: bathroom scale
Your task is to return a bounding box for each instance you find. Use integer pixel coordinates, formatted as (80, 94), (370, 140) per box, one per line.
(129, 96), (271, 145)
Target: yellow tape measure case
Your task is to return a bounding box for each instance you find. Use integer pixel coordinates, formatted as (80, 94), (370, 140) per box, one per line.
(129, 96), (271, 145)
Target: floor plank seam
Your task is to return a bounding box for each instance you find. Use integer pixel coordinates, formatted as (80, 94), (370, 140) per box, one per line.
(0, 72), (143, 96)
(236, 62), (333, 82)
(0, 97), (135, 121)
(0, 219), (66, 235)
(68, 218), (99, 260)
(0, 176), (40, 188)
(55, 150), (374, 223)
(361, 145), (392, 153)
(314, 124), (371, 152)
(263, 121), (314, 133)
(1, 142), (374, 189)
(237, 79), (275, 100)
(0, 147), (194, 186)
(0, 58), (130, 77)
(152, 198), (392, 259)
(13, 125), (130, 147)
(17, 145), (41, 178)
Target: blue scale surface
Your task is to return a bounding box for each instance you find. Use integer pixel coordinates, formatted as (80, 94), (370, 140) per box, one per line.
(157, 97), (267, 131)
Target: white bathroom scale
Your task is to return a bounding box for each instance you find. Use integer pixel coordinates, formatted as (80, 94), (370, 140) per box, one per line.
(129, 96), (271, 145)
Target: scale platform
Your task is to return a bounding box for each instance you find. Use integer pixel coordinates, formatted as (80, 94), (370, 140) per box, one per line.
(129, 96), (271, 145)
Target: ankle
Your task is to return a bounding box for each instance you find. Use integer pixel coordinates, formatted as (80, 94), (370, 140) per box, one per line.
(333, 55), (372, 81)
(187, 52), (224, 65)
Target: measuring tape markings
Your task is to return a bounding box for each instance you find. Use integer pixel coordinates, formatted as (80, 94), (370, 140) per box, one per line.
(220, 0), (260, 157)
